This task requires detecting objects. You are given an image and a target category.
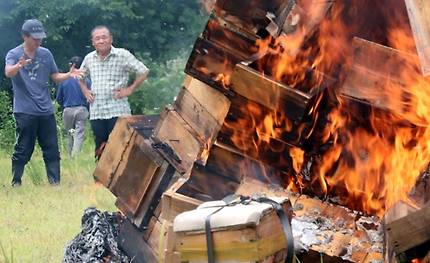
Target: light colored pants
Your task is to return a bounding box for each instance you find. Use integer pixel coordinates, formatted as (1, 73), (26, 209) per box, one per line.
(62, 106), (89, 157)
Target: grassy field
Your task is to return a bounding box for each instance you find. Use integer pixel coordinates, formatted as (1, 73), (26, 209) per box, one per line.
(0, 134), (117, 263)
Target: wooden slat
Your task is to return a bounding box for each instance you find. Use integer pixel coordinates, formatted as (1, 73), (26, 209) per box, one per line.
(175, 87), (221, 141)
(385, 204), (430, 260)
(127, 163), (175, 228)
(110, 135), (164, 215)
(230, 63), (313, 121)
(182, 75), (230, 126)
(174, 86), (223, 164)
(160, 179), (203, 222)
(175, 142), (285, 201)
(93, 117), (135, 187)
(203, 15), (259, 59)
(215, 0), (293, 37)
(185, 37), (244, 91)
(341, 37), (424, 125)
(383, 201), (418, 262)
(405, 0), (430, 76)
(118, 218), (157, 263)
(153, 108), (204, 174)
(93, 115), (158, 188)
(146, 217), (162, 258)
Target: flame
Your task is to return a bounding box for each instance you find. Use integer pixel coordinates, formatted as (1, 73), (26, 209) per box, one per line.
(219, 0), (430, 216)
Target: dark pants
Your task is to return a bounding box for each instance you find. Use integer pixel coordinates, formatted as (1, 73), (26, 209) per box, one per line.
(12, 113), (60, 184)
(90, 117), (118, 154)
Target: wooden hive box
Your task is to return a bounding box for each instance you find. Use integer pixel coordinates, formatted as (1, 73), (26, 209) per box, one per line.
(93, 115), (177, 229)
(172, 197), (293, 263)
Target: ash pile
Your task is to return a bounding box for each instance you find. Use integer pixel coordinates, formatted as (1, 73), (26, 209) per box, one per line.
(63, 208), (130, 263)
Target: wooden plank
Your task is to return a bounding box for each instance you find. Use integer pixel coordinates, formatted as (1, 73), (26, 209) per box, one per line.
(405, 0), (430, 76)
(118, 218), (157, 263)
(93, 117), (135, 187)
(383, 201), (418, 262)
(218, 94), (306, 173)
(164, 252), (181, 263)
(153, 108), (204, 174)
(175, 142), (286, 201)
(203, 15), (259, 60)
(110, 135), (164, 214)
(341, 37), (424, 125)
(185, 37), (244, 91)
(182, 75), (230, 126)
(385, 204), (430, 261)
(230, 63), (314, 121)
(163, 252), (181, 263)
(160, 179), (203, 222)
(142, 216), (158, 242)
(126, 162), (176, 229)
(159, 220), (182, 263)
(94, 115), (159, 188)
(174, 87), (222, 164)
(146, 217), (162, 258)
(214, 0), (294, 37)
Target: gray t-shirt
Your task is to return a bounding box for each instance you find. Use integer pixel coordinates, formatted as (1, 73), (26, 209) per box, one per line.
(5, 45), (59, 115)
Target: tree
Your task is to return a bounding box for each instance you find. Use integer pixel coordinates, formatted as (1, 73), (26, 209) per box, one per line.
(0, 0), (208, 112)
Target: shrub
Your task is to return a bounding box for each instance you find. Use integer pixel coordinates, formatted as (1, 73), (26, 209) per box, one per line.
(0, 90), (15, 151)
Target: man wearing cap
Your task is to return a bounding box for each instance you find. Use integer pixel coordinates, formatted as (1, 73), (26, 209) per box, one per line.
(79, 25), (149, 159)
(4, 19), (82, 187)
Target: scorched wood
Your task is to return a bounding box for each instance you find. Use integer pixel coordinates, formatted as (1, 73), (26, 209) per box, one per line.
(405, 0), (430, 76)
(230, 62), (329, 121)
(341, 37), (424, 125)
(215, 0), (295, 37)
(385, 203), (430, 262)
(153, 108), (205, 174)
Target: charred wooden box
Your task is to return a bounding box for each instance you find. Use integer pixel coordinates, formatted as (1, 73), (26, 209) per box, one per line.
(152, 76), (230, 174)
(94, 115), (176, 229)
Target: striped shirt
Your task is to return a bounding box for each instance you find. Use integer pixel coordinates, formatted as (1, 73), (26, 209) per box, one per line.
(81, 46), (149, 120)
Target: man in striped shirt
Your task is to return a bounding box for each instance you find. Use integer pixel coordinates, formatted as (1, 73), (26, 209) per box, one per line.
(79, 25), (149, 159)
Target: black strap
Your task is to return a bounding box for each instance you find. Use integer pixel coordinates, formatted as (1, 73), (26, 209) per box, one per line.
(254, 197), (295, 263)
(204, 196), (294, 263)
(205, 206), (224, 263)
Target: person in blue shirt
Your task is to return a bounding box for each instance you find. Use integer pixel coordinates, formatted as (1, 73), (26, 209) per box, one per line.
(56, 56), (91, 158)
(4, 19), (82, 187)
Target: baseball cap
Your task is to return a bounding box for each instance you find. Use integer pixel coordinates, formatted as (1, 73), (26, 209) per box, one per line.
(22, 19), (47, 39)
(69, 56), (83, 68)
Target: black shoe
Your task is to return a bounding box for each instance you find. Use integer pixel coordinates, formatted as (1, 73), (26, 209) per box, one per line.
(11, 181), (22, 187)
(49, 181), (60, 186)
(12, 163), (25, 186)
(45, 161), (61, 184)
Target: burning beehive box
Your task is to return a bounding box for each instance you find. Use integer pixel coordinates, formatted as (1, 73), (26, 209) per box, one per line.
(92, 0), (430, 262)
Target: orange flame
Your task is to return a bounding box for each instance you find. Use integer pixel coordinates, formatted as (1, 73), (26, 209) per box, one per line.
(220, 0), (430, 216)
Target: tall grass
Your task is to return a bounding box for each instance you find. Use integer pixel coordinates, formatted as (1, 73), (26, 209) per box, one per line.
(0, 128), (116, 263)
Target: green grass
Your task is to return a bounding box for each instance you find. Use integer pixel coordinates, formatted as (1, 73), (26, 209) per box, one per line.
(0, 134), (116, 263)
